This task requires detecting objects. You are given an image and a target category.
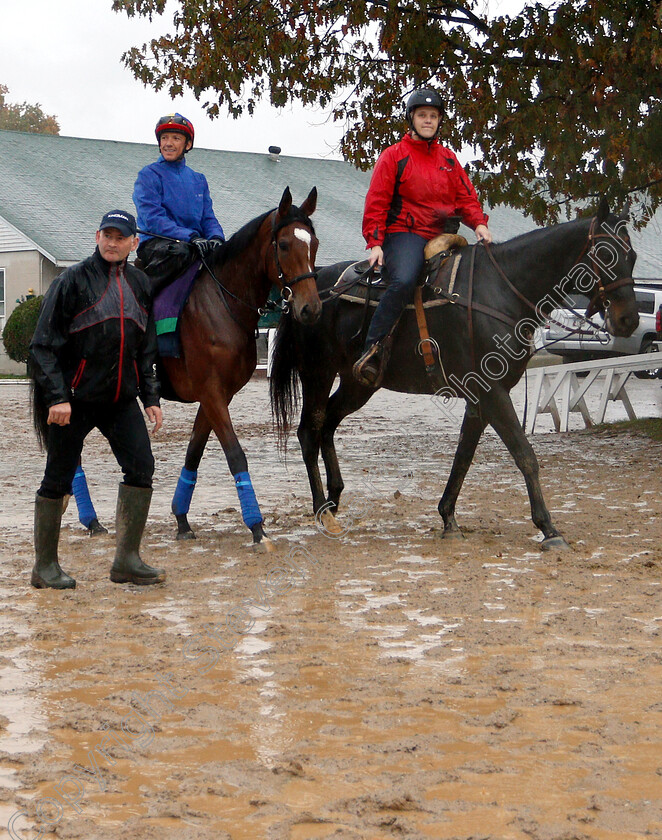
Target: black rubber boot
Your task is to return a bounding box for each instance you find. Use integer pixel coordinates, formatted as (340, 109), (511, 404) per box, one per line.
(31, 495), (76, 589)
(110, 485), (165, 585)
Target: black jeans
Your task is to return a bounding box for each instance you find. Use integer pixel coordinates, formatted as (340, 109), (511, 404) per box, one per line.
(38, 399), (155, 499)
(364, 232), (428, 348)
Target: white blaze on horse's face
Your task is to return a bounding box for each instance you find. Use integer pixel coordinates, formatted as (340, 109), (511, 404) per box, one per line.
(294, 228), (314, 269)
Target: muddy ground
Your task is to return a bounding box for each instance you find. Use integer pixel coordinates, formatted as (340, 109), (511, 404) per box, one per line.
(0, 377), (661, 840)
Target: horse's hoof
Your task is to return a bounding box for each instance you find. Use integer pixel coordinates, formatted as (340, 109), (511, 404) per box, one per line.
(317, 508), (344, 536)
(88, 519), (108, 536)
(176, 530), (196, 541)
(442, 529), (465, 540)
(541, 535), (570, 551)
(252, 537), (275, 554)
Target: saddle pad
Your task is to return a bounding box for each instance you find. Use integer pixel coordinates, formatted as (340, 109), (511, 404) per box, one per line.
(335, 252), (463, 307)
(153, 260), (201, 358)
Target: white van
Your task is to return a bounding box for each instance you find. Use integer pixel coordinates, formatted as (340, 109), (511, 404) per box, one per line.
(538, 281), (662, 378)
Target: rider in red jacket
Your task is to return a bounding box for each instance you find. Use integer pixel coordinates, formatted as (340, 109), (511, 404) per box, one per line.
(353, 88), (493, 387)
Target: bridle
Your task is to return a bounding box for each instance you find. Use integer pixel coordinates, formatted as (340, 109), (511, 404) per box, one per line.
(271, 213), (318, 310)
(572, 217), (634, 318)
(482, 214), (634, 327)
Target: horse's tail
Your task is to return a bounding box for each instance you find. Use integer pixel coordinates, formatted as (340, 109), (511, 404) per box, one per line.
(269, 311), (301, 449)
(29, 365), (50, 452)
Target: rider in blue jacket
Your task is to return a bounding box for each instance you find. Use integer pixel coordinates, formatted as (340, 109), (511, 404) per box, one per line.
(133, 114), (225, 288)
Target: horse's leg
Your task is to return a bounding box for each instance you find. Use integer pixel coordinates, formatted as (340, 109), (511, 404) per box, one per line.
(321, 377), (374, 511)
(172, 406), (212, 540)
(297, 370), (336, 518)
(299, 378), (374, 536)
(438, 406), (487, 538)
(201, 395), (272, 551)
(481, 387), (569, 550)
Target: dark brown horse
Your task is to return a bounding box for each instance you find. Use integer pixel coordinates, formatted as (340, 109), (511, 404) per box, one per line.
(270, 202), (639, 549)
(164, 187), (321, 548)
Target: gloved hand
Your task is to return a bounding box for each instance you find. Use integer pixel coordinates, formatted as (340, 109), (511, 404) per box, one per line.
(191, 237), (222, 260)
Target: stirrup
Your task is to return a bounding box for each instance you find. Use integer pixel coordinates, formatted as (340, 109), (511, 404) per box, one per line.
(352, 339), (391, 389)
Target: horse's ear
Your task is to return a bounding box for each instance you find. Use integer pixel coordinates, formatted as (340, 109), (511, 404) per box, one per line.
(278, 187), (293, 217)
(300, 187), (317, 217)
(596, 196), (610, 223)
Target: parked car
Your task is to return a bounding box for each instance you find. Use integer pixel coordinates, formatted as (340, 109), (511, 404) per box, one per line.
(537, 281), (662, 378)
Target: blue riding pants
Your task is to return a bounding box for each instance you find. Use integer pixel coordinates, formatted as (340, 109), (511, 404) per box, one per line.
(364, 232), (428, 348)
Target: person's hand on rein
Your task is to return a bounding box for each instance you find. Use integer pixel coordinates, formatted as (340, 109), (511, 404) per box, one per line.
(191, 238), (222, 260)
(368, 245), (384, 267)
(475, 224), (493, 244)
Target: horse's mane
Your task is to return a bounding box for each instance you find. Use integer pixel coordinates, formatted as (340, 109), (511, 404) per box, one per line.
(214, 206), (316, 270)
(490, 214), (592, 258)
(216, 209), (273, 267)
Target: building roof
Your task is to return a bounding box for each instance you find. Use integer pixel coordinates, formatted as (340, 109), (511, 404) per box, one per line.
(0, 128), (660, 275)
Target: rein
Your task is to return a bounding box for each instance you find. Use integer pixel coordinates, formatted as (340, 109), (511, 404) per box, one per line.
(481, 217), (634, 336)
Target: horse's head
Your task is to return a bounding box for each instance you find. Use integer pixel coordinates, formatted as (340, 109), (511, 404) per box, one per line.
(582, 199), (638, 338)
(269, 187), (322, 325)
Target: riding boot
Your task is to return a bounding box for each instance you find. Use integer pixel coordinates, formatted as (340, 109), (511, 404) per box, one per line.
(31, 495), (76, 589)
(110, 484), (166, 585)
(352, 336), (393, 389)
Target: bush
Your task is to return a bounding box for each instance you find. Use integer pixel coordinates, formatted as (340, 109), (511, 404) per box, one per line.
(2, 296), (43, 363)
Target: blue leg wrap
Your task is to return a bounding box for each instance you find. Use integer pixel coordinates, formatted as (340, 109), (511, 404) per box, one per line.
(72, 466), (97, 528)
(234, 471), (263, 528)
(172, 467), (198, 516)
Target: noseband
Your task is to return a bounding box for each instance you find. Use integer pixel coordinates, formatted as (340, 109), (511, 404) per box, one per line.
(271, 215), (318, 305)
(578, 218), (634, 318)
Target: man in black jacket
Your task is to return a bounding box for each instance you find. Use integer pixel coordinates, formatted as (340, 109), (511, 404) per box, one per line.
(30, 210), (165, 589)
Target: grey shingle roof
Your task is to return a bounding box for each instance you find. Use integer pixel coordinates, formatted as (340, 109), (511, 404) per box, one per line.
(0, 128), (660, 276)
(0, 129), (372, 264)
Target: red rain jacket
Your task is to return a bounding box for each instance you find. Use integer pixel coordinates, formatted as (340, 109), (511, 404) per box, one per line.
(362, 133), (489, 248)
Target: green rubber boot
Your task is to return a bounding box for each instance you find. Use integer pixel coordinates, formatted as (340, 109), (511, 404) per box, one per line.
(31, 495), (76, 589)
(110, 485), (165, 585)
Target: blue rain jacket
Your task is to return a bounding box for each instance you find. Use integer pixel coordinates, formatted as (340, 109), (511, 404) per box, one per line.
(133, 156), (225, 244)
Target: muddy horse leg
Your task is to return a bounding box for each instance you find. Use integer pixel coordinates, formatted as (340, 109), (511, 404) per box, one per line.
(202, 395), (272, 550)
(481, 387), (568, 550)
(438, 406), (487, 538)
(297, 370), (336, 518)
(172, 406), (212, 539)
(321, 376), (374, 512)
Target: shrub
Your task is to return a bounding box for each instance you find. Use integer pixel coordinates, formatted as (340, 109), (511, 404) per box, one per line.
(2, 296), (43, 363)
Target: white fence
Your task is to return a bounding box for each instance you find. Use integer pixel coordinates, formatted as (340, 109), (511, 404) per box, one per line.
(528, 350), (662, 433)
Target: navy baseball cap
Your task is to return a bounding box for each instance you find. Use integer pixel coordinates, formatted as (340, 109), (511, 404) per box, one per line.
(99, 210), (137, 237)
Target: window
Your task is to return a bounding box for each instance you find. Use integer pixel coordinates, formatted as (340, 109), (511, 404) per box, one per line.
(635, 290), (655, 315)
(0, 269), (5, 331)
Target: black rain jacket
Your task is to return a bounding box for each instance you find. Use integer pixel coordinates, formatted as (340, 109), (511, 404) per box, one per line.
(30, 248), (160, 408)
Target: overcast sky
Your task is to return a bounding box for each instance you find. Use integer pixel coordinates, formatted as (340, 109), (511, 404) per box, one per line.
(0, 0), (347, 159)
(1, 0), (524, 161)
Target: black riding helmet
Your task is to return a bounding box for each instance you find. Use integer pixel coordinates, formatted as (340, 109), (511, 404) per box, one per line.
(155, 113), (195, 151)
(405, 88), (444, 139)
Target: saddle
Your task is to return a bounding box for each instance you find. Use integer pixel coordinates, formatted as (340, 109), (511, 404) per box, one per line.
(339, 234), (468, 389)
(332, 233), (467, 306)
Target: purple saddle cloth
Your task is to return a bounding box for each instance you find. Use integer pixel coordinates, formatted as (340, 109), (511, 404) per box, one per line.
(153, 261), (201, 358)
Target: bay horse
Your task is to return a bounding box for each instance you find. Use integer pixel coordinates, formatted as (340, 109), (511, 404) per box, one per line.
(270, 201), (638, 549)
(164, 187), (320, 548)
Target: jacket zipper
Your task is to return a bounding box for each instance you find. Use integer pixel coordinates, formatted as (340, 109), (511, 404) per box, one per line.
(71, 359), (87, 391)
(114, 266), (125, 402)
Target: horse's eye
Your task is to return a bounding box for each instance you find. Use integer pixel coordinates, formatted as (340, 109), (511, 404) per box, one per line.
(278, 240), (289, 252)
